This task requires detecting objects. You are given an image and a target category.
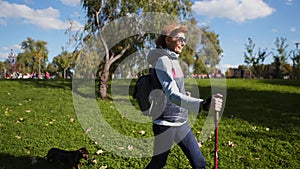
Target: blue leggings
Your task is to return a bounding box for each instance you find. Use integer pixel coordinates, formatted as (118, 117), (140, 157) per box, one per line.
(145, 123), (206, 169)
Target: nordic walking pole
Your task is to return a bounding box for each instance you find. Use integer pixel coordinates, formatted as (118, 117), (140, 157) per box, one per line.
(214, 110), (219, 169)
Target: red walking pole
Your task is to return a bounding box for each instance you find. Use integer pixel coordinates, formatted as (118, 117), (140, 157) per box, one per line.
(214, 111), (219, 169)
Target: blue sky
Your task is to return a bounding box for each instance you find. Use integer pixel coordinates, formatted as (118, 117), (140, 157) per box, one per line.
(0, 0), (299, 72)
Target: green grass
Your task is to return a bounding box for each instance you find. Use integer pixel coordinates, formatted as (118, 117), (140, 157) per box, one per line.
(0, 79), (299, 169)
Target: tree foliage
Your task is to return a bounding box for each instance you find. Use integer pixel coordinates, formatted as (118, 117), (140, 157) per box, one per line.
(272, 37), (289, 78)
(80, 0), (194, 98)
(244, 37), (270, 78)
(51, 48), (77, 78)
(289, 43), (300, 79)
(18, 37), (48, 76)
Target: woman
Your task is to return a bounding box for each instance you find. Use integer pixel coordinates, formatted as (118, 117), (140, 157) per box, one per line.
(145, 23), (223, 169)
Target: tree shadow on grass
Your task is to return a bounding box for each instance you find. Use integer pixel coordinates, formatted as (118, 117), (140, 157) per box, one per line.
(0, 153), (52, 169)
(14, 79), (72, 90)
(258, 79), (300, 87)
(0, 153), (94, 169)
(223, 87), (300, 141)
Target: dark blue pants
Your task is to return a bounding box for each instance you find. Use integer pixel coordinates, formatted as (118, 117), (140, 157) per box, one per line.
(145, 123), (206, 169)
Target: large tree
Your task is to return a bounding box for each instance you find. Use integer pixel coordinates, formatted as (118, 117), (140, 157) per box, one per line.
(272, 37), (289, 78)
(19, 37), (48, 76)
(192, 27), (223, 75)
(52, 48), (77, 78)
(80, 0), (193, 99)
(244, 37), (269, 78)
(289, 43), (300, 79)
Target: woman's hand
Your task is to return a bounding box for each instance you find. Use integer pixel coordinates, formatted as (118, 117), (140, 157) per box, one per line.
(212, 93), (223, 112)
(201, 93), (223, 112)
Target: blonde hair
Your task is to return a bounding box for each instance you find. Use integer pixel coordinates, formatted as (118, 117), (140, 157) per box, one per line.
(155, 23), (188, 48)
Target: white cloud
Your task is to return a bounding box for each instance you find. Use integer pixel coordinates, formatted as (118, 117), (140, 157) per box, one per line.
(61, 0), (81, 7)
(2, 44), (21, 51)
(285, 0), (293, 6)
(192, 0), (276, 22)
(0, 1), (82, 30)
(0, 45), (21, 61)
(0, 52), (7, 61)
(271, 28), (279, 33)
(289, 27), (296, 32)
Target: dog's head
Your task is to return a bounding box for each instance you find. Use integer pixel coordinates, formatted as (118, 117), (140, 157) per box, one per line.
(79, 147), (89, 159)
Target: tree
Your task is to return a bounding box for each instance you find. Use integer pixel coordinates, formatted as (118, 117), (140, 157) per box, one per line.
(289, 43), (300, 79)
(0, 62), (4, 78)
(244, 37), (269, 78)
(20, 37), (48, 76)
(17, 52), (34, 73)
(193, 53), (208, 75)
(46, 62), (58, 78)
(202, 29), (223, 67)
(52, 48), (76, 78)
(272, 37), (289, 78)
(80, 0), (193, 99)
(194, 28), (223, 75)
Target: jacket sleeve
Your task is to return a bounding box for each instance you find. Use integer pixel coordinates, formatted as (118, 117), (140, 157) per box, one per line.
(155, 56), (203, 113)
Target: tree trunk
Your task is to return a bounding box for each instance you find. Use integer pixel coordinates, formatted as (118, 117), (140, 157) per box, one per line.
(38, 58), (41, 78)
(64, 68), (66, 79)
(99, 63), (110, 99)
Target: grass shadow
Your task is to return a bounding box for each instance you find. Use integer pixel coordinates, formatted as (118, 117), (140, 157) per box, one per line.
(12, 79), (72, 90)
(0, 153), (52, 169)
(258, 79), (300, 87)
(223, 87), (300, 141)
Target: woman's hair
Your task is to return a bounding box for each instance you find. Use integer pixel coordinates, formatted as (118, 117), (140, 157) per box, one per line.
(155, 23), (188, 48)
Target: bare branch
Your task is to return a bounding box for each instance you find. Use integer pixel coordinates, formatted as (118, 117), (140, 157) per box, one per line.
(110, 44), (131, 64)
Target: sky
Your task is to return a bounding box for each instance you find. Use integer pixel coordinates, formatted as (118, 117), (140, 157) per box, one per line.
(0, 0), (299, 72)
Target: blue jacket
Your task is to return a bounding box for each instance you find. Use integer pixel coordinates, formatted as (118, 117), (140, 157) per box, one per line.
(147, 48), (203, 126)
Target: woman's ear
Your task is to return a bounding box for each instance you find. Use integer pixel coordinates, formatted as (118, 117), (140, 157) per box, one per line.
(165, 36), (171, 45)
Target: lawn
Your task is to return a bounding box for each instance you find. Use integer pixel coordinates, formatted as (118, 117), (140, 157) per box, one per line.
(0, 79), (299, 169)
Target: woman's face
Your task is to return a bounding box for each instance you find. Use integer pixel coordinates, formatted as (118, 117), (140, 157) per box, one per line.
(166, 32), (186, 54)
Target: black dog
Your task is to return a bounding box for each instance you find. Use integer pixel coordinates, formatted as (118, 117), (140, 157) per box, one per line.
(46, 147), (89, 169)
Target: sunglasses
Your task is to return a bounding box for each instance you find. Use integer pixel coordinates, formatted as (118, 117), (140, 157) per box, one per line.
(174, 37), (186, 43)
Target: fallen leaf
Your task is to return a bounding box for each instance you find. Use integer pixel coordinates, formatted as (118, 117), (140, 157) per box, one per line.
(127, 145), (133, 151)
(92, 159), (97, 164)
(99, 165), (107, 169)
(84, 127), (92, 134)
(227, 141), (235, 147)
(96, 149), (104, 155)
(198, 141), (203, 148)
(139, 130), (145, 135)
